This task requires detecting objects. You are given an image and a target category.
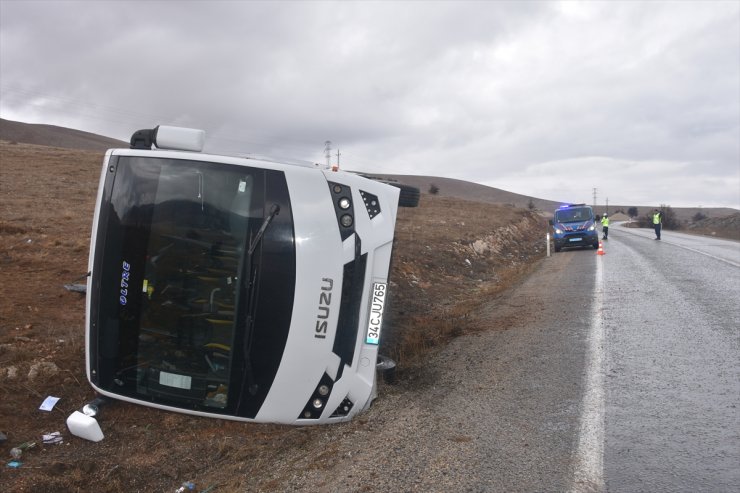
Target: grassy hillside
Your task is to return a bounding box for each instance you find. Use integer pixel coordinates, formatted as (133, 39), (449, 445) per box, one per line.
(0, 118), (126, 151)
(2, 117), (737, 221)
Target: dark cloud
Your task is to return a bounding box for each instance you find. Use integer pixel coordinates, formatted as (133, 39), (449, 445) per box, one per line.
(1, 0), (738, 207)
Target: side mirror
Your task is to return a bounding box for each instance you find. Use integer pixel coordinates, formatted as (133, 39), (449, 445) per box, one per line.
(154, 125), (205, 152)
(130, 125), (205, 152)
(66, 397), (108, 442)
(66, 411), (104, 442)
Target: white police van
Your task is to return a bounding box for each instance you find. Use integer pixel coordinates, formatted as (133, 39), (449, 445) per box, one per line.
(83, 125), (416, 425)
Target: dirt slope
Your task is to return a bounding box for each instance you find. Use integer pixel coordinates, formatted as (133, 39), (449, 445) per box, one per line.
(0, 141), (548, 491)
(0, 118), (127, 152)
(368, 174), (739, 221)
(684, 212), (740, 241)
(366, 174), (563, 211)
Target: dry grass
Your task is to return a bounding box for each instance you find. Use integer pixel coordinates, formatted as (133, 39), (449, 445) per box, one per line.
(381, 195), (548, 367)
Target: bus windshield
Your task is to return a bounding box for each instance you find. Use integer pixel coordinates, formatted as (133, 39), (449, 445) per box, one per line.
(91, 156), (295, 417)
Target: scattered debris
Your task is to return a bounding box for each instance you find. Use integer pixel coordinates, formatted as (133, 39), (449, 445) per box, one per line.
(63, 283), (87, 293)
(66, 411), (104, 442)
(39, 395), (61, 412)
(63, 273), (90, 294)
(175, 481), (196, 492)
(42, 432), (63, 445)
(10, 441), (36, 460)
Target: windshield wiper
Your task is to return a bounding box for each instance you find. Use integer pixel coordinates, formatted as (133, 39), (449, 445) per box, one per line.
(248, 204), (280, 255)
(237, 203), (281, 400)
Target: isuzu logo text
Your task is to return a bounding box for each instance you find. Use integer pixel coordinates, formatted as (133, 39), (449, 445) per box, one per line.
(314, 278), (333, 339)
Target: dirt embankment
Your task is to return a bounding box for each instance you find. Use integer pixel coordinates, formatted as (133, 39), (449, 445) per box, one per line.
(684, 213), (740, 241)
(0, 141), (547, 492)
(621, 213), (740, 242)
(385, 197), (547, 366)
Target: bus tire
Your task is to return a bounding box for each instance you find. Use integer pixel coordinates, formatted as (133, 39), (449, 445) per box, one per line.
(392, 183), (420, 208)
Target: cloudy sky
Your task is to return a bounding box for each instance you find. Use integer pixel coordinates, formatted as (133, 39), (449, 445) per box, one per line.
(1, 0), (738, 209)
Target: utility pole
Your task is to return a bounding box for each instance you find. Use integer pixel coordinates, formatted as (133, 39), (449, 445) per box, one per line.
(592, 188), (597, 208)
(331, 148), (340, 172)
(324, 141), (332, 169)
(606, 197), (609, 214)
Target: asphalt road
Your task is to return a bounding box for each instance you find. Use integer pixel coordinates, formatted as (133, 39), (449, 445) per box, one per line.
(262, 226), (739, 492)
(598, 225), (739, 492)
(611, 221), (740, 266)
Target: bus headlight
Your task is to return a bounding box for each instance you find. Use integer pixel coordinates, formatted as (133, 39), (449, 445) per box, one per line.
(298, 373), (334, 420)
(328, 181), (355, 240)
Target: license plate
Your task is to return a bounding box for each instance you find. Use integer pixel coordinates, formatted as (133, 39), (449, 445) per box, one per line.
(569, 238), (582, 242)
(365, 282), (386, 345)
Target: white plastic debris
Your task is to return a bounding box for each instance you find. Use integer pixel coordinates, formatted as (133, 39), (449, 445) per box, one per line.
(66, 411), (104, 442)
(39, 396), (60, 412)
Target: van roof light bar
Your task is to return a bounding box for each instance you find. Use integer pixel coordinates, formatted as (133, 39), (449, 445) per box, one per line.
(558, 203), (586, 209)
(130, 125), (205, 152)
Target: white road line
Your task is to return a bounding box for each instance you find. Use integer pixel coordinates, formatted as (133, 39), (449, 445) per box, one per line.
(614, 224), (740, 268)
(659, 242), (740, 268)
(571, 256), (606, 492)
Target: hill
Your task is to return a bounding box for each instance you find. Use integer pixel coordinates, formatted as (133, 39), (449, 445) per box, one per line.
(604, 205), (738, 222)
(365, 174), (563, 212)
(0, 118), (127, 151)
(368, 174), (737, 222)
(1, 118), (737, 222)
(684, 212), (740, 241)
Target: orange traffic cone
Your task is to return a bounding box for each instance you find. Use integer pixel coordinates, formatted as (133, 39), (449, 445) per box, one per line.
(597, 241), (605, 255)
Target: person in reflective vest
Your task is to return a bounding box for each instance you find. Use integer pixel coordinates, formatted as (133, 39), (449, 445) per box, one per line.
(652, 209), (662, 240)
(600, 213), (609, 240)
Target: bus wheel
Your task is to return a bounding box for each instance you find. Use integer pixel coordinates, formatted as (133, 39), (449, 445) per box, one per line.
(394, 183), (420, 208)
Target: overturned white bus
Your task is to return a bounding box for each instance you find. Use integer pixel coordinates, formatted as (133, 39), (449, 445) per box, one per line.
(84, 125), (417, 424)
